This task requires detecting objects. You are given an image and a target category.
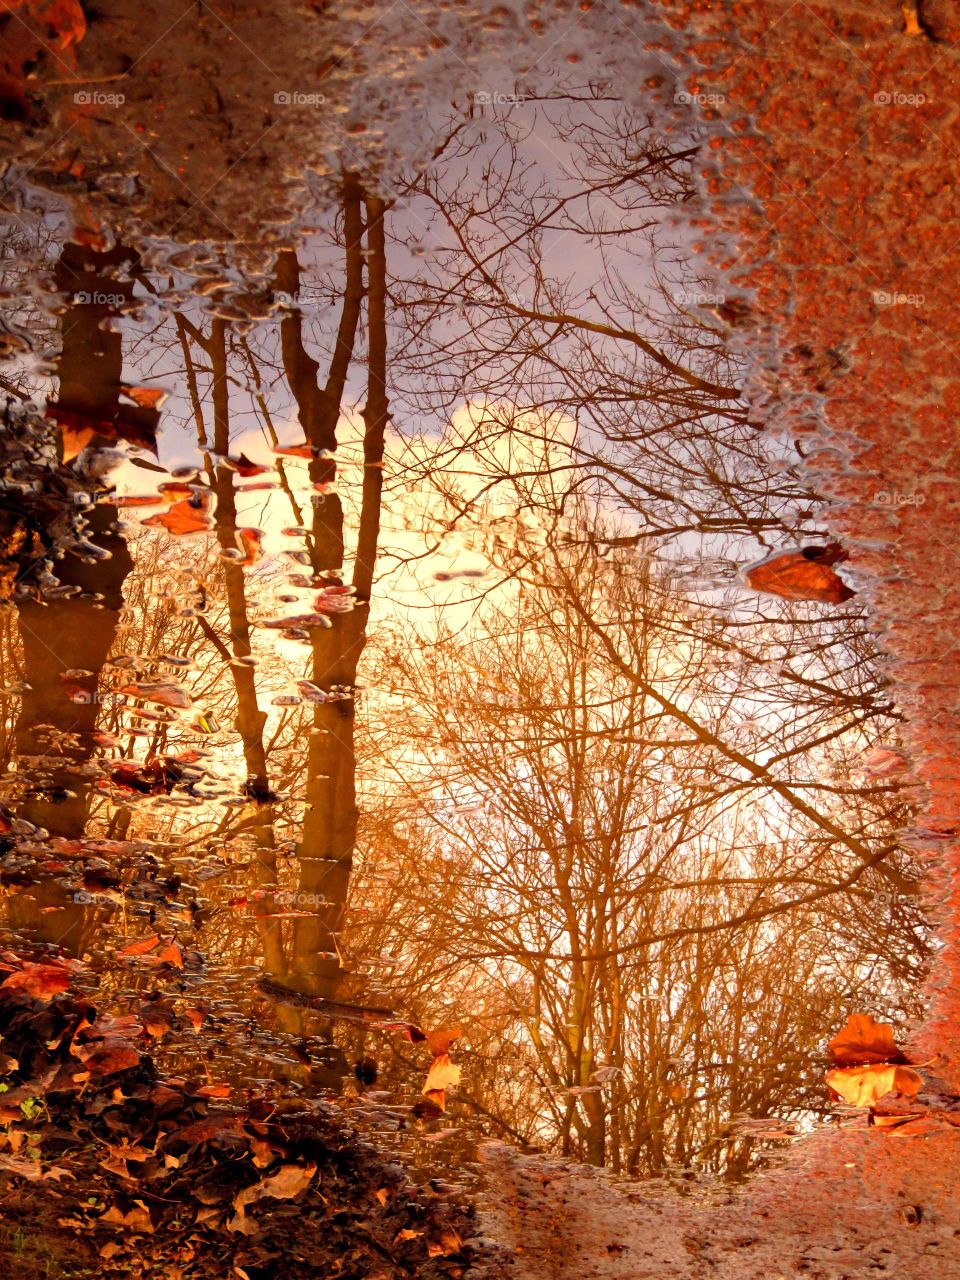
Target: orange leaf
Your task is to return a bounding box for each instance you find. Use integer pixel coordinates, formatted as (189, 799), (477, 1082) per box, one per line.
(744, 543), (854, 604)
(427, 1229), (463, 1258)
(826, 1064), (922, 1108)
(426, 1025), (462, 1057)
(0, 961), (73, 1001)
(157, 942), (184, 969)
(193, 1082), (231, 1098)
(828, 1013), (903, 1066)
(117, 935), (160, 957)
(236, 527), (263, 566)
(119, 384), (168, 410)
(141, 493), (213, 537)
(271, 442), (314, 459)
(119, 681), (192, 710)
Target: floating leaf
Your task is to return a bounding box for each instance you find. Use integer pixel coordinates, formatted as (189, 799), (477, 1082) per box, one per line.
(828, 1013), (905, 1067)
(1, 960), (73, 1001)
(826, 1064), (922, 1108)
(744, 543), (855, 603)
(142, 493), (213, 537)
(423, 1053), (461, 1096)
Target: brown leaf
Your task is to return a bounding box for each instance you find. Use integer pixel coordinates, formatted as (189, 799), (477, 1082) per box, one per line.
(141, 493), (213, 537)
(427, 1229), (463, 1258)
(117, 935), (160, 958)
(828, 1013), (904, 1066)
(425, 1026), (462, 1057)
(0, 1153), (73, 1182)
(233, 1162), (316, 1216)
(75, 1040), (141, 1076)
(100, 1200), (154, 1233)
(744, 543), (855, 604)
(119, 384), (168, 410)
(0, 960), (73, 1001)
(826, 1064), (922, 1108)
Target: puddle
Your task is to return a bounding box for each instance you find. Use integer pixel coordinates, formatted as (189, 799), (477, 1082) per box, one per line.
(0, 9), (930, 1219)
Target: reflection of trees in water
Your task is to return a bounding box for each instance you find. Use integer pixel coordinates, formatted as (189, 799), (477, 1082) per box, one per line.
(7, 244), (137, 955)
(0, 103), (931, 1175)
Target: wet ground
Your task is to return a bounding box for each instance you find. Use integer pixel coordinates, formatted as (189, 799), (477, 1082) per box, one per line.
(1, 0), (960, 1277)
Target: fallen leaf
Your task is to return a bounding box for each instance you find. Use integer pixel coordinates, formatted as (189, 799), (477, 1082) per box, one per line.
(826, 1064), (922, 1108)
(100, 1200), (154, 1233)
(227, 453), (270, 477)
(0, 1153), (73, 1182)
(142, 492), (213, 537)
(423, 1053), (461, 1099)
(117, 935), (160, 958)
(119, 384), (168, 410)
(233, 1162), (316, 1215)
(236, 527), (263, 566)
(272, 442), (315, 459)
(157, 941), (185, 969)
(119, 681), (192, 710)
(192, 1081), (231, 1098)
(427, 1229), (463, 1258)
(828, 1013), (904, 1066)
(744, 542), (855, 604)
(75, 1041), (141, 1076)
(0, 960), (73, 1001)
(426, 1026), (462, 1056)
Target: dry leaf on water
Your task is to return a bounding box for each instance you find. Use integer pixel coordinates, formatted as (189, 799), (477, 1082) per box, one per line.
(117, 935), (160, 958)
(423, 1053), (461, 1099)
(426, 1026), (462, 1056)
(826, 1064), (922, 1108)
(142, 493), (213, 537)
(828, 1013), (904, 1066)
(744, 542), (855, 604)
(0, 960), (73, 1001)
